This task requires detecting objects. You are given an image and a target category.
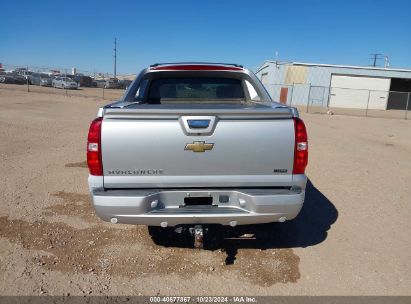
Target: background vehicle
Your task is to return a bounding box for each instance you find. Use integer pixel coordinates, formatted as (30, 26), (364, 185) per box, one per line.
(87, 63), (308, 248)
(0, 72), (26, 84)
(30, 73), (52, 86)
(17, 70), (33, 83)
(65, 74), (75, 80)
(0, 71), (7, 83)
(94, 79), (106, 88)
(52, 76), (78, 89)
(118, 79), (132, 89)
(104, 78), (120, 89)
(74, 75), (93, 87)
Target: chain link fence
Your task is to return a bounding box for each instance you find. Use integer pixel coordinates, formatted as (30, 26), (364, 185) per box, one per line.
(264, 83), (410, 120)
(0, 63), (133, 100)
(0, 83), (125, 101)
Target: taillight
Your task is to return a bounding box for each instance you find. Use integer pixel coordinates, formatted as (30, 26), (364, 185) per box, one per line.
(293, 117), (308, 174)
(87, 117), (103, 176)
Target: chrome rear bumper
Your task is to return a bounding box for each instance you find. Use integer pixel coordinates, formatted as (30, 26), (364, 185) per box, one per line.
(90, 187), (305, 226)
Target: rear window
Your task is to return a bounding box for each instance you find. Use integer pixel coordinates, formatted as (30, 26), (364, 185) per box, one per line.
(147, 78), (245, 104)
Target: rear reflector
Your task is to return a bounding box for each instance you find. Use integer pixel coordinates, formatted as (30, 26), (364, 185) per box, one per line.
(150, 65), (243, 71)
(87, 117), (103, 176)
(293, 117), (308, 174)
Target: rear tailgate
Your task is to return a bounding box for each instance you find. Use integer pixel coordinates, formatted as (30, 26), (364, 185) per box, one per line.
(101, 105), (295, 188)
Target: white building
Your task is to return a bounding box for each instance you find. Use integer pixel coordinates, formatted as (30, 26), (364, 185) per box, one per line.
(255, 61), (411, 110)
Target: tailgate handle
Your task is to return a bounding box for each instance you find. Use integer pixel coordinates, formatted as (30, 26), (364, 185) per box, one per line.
(187, 119), (210, 129)
(180, 116), (217, 135)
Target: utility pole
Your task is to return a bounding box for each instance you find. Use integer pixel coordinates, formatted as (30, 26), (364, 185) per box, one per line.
(274, 51), (279, 83)
(113, 38), (117, 79)
(384, 56), (390, 68)
(370, 53), (383, 67)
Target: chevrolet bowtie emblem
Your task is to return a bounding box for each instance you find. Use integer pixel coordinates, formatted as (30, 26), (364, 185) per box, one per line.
(184, 141), (214, 152)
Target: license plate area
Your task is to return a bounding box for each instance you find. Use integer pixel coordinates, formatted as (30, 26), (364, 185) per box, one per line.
(183, 196), (213, 206)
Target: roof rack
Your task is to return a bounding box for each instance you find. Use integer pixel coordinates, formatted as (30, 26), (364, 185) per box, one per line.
(150, 62), (243, 68)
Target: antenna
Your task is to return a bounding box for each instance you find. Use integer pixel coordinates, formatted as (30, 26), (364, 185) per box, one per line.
(113, 38), (117, 79)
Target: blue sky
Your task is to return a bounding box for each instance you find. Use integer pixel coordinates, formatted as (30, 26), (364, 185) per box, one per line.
(1, 0), (410, 74)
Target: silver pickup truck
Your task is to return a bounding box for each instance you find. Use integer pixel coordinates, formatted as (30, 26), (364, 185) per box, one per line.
(87, 63), (308, 247)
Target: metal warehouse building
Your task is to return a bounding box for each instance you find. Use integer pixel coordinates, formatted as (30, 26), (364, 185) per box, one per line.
(255, 61), (411, 111)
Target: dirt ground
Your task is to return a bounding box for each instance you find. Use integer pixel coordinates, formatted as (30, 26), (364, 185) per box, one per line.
(0, 85), (410, 296)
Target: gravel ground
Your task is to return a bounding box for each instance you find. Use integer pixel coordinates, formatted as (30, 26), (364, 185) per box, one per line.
(0, 86), (410, 296)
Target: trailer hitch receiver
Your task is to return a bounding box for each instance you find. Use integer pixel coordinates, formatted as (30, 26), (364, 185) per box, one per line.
(189, 225), (207, 249)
